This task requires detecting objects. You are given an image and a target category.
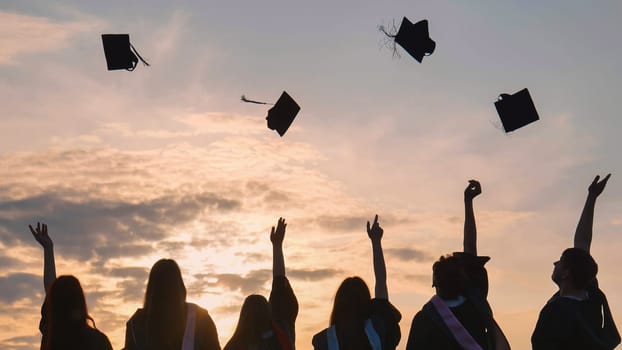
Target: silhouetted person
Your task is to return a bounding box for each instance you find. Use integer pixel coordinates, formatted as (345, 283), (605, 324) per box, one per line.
(125, 259), (220, 350)
(532, 174), (620, 350)
(312, 215), (401, 350)
(406, 180), (510, 350)
(29, 222), (112, 350)
(224, 217), (298, 350)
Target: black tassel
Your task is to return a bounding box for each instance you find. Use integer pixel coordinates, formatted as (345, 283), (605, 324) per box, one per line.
(241, 95), (274, 105)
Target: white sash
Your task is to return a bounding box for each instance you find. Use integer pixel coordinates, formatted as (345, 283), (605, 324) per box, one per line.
(326, 319), (381, 350)
(181, 303), (197, 350)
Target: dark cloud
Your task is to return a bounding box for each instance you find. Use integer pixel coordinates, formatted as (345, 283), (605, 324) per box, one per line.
(287, 268), (341, 281)
(191, 219), (259, 248)
(263, 190), (291, 205)
(156, 240), (187, 254)
(0, 191), (240, 262)
(0, 273), (41, 304)
(315, 215), (367, 232)
(447, 216), (461, 224)
(115, 279), (146, 303)
(215, 269), (271, 295)
(404, 273), (432, 284)
(0, 334), (40, 350)
(106, 266), (149, 279)
(234, 251), (269, 264)
(385, 247), (432, 262)
(0, 254), (22, 269)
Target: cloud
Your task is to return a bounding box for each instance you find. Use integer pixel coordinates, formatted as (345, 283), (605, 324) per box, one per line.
(385, 247), (432, 262)
(216, 269), (271, 295)
(0, 334), (40, 350)
(0, 191), (241, 262)
(234, 251), (269, 264)
(0, 11), (101, 64)
(106, 266), (149, 279)
(212, 303), (242, 315)
(287, 268), (341, 281)
(0, 273), (41, 304)
(315, 215), (367, 232)
(0, 255), (22, 269)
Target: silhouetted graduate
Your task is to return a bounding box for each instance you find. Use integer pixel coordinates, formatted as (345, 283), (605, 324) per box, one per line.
(29, 223), (113, 350)
(101, 34), (150, 71)
(532, 174), (620, 350)
(380, 17), (436, 63)
(224, 218), (298, 350)
(241, 91), (301, 137)
(406, 181), (510, 350)
(494, 88), (539, 132)
(312, 216), (401, 350)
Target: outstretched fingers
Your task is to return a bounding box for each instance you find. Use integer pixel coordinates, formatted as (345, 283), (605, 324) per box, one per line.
(589, 173), (612, 197)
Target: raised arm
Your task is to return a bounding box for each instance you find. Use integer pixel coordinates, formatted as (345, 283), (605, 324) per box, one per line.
(270, 217), (287, 277)
(367, 215), (388, 299)
(574, 174), (610, 253)
(463, 180), (482, 256)
(29, 222), (56, 292)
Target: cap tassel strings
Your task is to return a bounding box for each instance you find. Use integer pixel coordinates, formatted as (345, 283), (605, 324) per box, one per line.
(240, 95), (275, 105)
(130, 43), (150, 67)
(378, 19), (400, 58)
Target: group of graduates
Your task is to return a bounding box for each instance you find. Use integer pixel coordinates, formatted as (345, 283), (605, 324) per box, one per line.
(30, 175), (621, 350)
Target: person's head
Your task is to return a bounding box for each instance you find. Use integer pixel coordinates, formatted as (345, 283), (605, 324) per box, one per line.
(432, 255), (467, 300)
(43, 275), (95, 350)
(46, 275), (91, 326)
(144, 258), (186, 310)
(143, 259), (187, 350)
(552, 248), (598, 290)
(329, 276), (372, 326)
(225, 295), (273, 348)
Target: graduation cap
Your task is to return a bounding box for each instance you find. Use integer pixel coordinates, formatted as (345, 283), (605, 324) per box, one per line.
(101, 34), (150, 71)
(241, 91), (300, 137)
(494, 88), (540, 132)
(381, 17), (435, 63)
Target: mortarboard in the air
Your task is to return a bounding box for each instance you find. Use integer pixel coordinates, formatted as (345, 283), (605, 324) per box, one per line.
(241, 91), (300, 137)
(494, 88), (540, 132)
(101, 34), (150, 71)
(394, 17), (436, 63)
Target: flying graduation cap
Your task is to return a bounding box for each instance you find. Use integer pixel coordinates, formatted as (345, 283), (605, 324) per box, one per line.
(494, 88), (540, 132)
(101, 34), (150, 71)
(241, 91), (300, 137)
(380, 17), (436, 63)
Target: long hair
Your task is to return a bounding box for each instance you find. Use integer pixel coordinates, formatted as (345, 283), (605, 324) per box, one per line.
(329, 277), (372, 350)
(144, 259), (187, 350)
(42, 275), (96, 350)
(224, 294), (273, 350)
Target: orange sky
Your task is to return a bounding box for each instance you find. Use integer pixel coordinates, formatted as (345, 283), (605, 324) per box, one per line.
(1, 1), (622, 349)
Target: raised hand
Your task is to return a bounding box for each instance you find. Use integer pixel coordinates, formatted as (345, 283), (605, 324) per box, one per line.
(29, 222), (53, 249)
(464, 180), (482, 201)
(588, 174), (611, 198)
(29, 222), (56, 291)
(367, 215), (384, 242)
(270, 217), (287, 246)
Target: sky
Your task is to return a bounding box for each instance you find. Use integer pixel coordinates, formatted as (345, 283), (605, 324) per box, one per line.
(1, 0), (621, 349)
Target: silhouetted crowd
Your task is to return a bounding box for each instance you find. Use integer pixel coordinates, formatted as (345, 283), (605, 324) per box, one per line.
(30, 177), (620, 350)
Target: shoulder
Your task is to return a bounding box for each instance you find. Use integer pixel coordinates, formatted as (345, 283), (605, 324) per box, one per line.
(195, 305), (215, 320)
(311, 329), (328, 349)
(127, 308), (146, 326)
(535, 296), (568, 326)
(84, 327), (113, 350)
(370, 298), (402, 322)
